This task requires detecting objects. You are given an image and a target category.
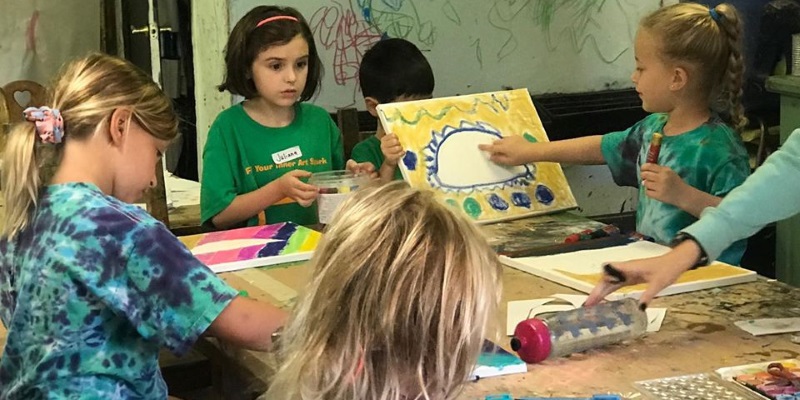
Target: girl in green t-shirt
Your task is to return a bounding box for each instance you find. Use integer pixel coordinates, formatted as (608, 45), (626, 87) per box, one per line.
(202, 6), (374, 229)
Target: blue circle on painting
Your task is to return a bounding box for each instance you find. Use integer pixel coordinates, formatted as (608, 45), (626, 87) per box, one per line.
(535, 185), (555, 205)
(487, 194), (509, 211)
(511, 192), (532, 208)
(402, 151), (418, 171)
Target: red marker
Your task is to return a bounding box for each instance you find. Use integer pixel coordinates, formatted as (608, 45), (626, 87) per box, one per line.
(646, 132), (663, 164)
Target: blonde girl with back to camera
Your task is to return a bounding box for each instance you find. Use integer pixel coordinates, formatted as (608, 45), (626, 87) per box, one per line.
(0, 53), (285, 399)
(265, 181), (503, 400)
(480, 2), (751, 266)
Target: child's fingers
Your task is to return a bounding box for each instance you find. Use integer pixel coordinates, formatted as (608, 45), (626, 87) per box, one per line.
(640, 163), (661, 173)
(287, 169), (313, 179)
(478, 142), (498, 152)
(291, 179), (318, 193)
(585, 278), (625, 307)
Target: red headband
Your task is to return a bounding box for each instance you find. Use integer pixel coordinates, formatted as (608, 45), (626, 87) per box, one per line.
(256, 15), (299, 28)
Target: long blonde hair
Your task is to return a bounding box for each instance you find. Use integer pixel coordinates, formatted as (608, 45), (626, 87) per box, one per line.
(266, 182), (502, 400)
(641, 2), (746, 130)
(1, 53), (178, 239)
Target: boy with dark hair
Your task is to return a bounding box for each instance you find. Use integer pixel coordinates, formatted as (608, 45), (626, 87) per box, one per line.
(352, 38), (435, 182)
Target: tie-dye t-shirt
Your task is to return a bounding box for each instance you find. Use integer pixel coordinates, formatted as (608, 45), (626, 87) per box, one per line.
(600, 113), (750, 265)
(0, 183), (238, 399)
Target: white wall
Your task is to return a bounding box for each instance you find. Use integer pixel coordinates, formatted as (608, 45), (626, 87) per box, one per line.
(0, 1), (101, 85)
(230, 0), (662, 111)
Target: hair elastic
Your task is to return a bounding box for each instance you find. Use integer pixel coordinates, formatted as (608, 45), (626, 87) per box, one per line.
(256, 15), (299, 28)
(709, 8), (722, 23)
(23, 106), (64, 144)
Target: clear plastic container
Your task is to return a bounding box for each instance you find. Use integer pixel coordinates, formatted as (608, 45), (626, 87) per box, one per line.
(308, 170), (370, 224)
(510, 298), (647, 364)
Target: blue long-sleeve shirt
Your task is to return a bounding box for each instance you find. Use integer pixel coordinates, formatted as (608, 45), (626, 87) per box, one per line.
(683, 128), (800, 262)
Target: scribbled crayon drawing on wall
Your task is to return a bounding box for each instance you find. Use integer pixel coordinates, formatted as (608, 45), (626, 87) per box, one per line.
(376, 88), (577, 223)
(179, 222), (321, 273)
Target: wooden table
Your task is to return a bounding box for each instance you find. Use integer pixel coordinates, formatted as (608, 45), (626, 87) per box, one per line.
(204, 260), (800, 399)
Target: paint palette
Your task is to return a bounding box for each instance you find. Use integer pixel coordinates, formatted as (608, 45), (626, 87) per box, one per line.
(635, 373), (763, 399)
(717, 359), (800, 399)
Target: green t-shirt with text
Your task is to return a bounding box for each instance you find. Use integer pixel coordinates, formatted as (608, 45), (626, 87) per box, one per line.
(201, 103), (345, 227)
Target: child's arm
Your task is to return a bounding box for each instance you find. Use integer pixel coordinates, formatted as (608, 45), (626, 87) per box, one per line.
(640, 163), (721, 217)
(205, 296), (288, 351)
(211, 170), (318, 229)
(478, 135), (606, 166)
(378, 133), (404, 182)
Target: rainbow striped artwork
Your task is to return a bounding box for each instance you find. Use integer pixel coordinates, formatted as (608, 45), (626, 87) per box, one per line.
(179, 222), (321, 273)
(376, 88), (577, 224)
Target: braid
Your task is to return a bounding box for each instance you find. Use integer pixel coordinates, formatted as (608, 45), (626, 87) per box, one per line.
(715, 4), (747, 131)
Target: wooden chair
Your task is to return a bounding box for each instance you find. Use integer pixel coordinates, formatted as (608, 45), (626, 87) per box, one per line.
(336, 107), (376, 160)
(336, 108), (361, 160)
(145, 159), (170, 227)
(0, 87), (9, 156)
(1, 80), (47, 157)
(3, 80), (46, 123)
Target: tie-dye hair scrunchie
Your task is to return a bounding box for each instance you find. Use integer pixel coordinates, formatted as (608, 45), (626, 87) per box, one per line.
(23, 106), (64, 144)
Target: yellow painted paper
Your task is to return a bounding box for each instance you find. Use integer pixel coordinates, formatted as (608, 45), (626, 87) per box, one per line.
(377, 89), (577, 223)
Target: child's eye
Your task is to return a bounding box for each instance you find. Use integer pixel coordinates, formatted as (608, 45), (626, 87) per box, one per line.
(269, 63), (282, 71)
(297, 60), (308, 68)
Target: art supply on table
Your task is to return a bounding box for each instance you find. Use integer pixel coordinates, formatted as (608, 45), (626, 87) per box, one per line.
(734, 318), (800, 336)
(717, 359), (800, 399)
(564, 225), (621, 243)
(308, 170), (370, 224)
(646, 132), (663, 164)
(635, 373), (763, 399)
(179, 222), (321, 273)
(510, 298), (647, 364)
(500, 233), (632, 258)
(471, 339), (527, 380)
(506, 294), (667, 336)
(501, 240), (757, 300)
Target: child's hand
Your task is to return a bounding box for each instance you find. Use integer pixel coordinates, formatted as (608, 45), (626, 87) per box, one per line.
(641, 163), (689, 206)
(346, 159), (378, 179)
(478, 135), (535, 166)
(585, 240), (701, 307)
(380, 134), (405, 167)
(278, 170), (318, 207)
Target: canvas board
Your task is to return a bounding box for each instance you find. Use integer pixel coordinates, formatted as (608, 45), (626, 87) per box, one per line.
(500, 240), (757, 300)
(471, 340), (527, 380)
(376, 89), (577, 224)
(179, 222), (321, 273)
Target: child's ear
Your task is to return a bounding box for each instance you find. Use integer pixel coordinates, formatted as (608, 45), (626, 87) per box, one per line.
(107, 108), (131, 147)
(670, 66), (689, 92)
(364, 97), (380, 117)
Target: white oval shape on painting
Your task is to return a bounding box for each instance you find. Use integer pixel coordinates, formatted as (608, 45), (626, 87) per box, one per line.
(191, 239), (278, 255)
(435, 130), (528, 189)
